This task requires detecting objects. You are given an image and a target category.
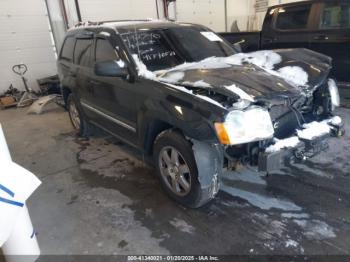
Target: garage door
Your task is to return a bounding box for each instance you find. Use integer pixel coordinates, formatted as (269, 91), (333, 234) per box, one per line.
(78, 0), (159, 21)
(176, 0), (226, 32)
(0, 0), (57, 93)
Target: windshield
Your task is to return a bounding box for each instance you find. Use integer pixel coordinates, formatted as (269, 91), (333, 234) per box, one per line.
(119, 26), (235, 71)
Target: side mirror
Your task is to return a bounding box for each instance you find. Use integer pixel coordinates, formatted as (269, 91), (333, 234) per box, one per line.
(94, 60), (128, 77)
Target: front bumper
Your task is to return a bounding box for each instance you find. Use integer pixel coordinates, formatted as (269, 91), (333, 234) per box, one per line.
(258, 116), (345, 173)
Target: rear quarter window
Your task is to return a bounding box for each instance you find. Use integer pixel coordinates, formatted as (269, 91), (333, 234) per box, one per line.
(320, 3), (350, 29)
(276, 4), (311, 30)
(60, 36), (75, 61)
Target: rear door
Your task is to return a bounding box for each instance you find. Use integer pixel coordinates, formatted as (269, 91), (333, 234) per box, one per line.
(262, 2), (315, 50)
(309, 1), (350, 82)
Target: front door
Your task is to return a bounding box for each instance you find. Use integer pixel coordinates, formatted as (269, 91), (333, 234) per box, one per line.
(262, 3), (314, 50)
(82, 36), (138, 144)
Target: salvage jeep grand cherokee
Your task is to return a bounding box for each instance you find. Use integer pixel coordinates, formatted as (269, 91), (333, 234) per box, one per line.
(58, 20), (344, 208)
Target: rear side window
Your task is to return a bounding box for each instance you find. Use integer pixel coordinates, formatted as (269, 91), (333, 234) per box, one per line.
(320, 3), (350, 29)
(74, 39), (93, 66)
(60, 37), (75, 61)
(276, 5), (311, 30)
(95, 39), (119, 62)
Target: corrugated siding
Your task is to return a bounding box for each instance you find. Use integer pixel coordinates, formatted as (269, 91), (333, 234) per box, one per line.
(78, 0), (159, 21)
(0, 0), (57, 93)
(176, 0), (226, 31)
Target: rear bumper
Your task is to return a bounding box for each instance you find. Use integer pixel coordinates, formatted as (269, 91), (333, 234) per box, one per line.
(258, 116), (345, 173)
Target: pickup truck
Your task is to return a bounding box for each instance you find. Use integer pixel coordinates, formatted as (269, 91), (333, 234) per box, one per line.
(58, 20), (344, 208)
(220, 0), (350, 89)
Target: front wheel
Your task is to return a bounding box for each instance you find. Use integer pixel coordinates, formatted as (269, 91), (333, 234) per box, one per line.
(154, 130), (219, 208)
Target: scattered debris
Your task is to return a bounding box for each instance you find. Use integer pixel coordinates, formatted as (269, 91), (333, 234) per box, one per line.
(169, 218), (195, 234)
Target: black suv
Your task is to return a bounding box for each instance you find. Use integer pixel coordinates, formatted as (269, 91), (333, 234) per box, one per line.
(58, 20), (344, 208)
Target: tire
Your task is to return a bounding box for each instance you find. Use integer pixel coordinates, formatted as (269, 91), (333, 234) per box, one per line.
(67, 93), (91, 137)
(153, 130), (217, 208)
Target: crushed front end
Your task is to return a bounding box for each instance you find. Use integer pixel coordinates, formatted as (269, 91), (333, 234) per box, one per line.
(218, 79), (345, 174)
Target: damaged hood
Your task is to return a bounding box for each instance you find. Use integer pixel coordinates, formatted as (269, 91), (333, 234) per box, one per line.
(157, 49), (332, 101)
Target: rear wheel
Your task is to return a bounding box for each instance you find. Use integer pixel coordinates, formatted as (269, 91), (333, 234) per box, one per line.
(67, 94), (91, 137)
(154, 130), (217, 208)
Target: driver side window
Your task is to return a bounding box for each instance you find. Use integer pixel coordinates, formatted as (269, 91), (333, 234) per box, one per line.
(95, 39), (120, 62)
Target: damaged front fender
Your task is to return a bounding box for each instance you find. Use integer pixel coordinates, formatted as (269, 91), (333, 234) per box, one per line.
(191, 139), (224, 201)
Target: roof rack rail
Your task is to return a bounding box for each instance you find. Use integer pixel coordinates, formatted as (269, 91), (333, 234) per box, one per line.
(96, 19), (155, 25)
(73, 19), (156, 28)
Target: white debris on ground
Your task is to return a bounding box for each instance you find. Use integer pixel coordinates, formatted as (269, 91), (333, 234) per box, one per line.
(293, 219), (336, 240)
(282, 213), (310, 219)
(285, 239), (299, 248)
(265, 137), (300, 153)
(169, 218), (195, 234)
(224, 84), (255, 102)
(277, 66), (309, 87)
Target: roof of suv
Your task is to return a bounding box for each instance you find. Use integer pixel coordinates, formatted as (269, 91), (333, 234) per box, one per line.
(69, 19), (197, 33)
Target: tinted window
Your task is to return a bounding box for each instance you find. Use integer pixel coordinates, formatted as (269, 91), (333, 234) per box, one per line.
(60, 37), (75, 61)
(95, 39), (119, 62)
(321, 3), (350, 29)
(276, 5), (311, 30)
(74, 39), (92, 66)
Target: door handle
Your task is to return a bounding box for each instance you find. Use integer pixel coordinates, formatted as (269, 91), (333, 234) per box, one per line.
(313, 35), (329, 40)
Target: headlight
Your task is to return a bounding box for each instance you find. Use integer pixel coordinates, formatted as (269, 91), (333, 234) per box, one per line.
(215, 106), (274, 145)
(328, 79), (340, 109)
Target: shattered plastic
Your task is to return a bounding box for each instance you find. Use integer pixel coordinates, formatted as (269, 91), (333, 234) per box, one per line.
(266, 116), (342, 153)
